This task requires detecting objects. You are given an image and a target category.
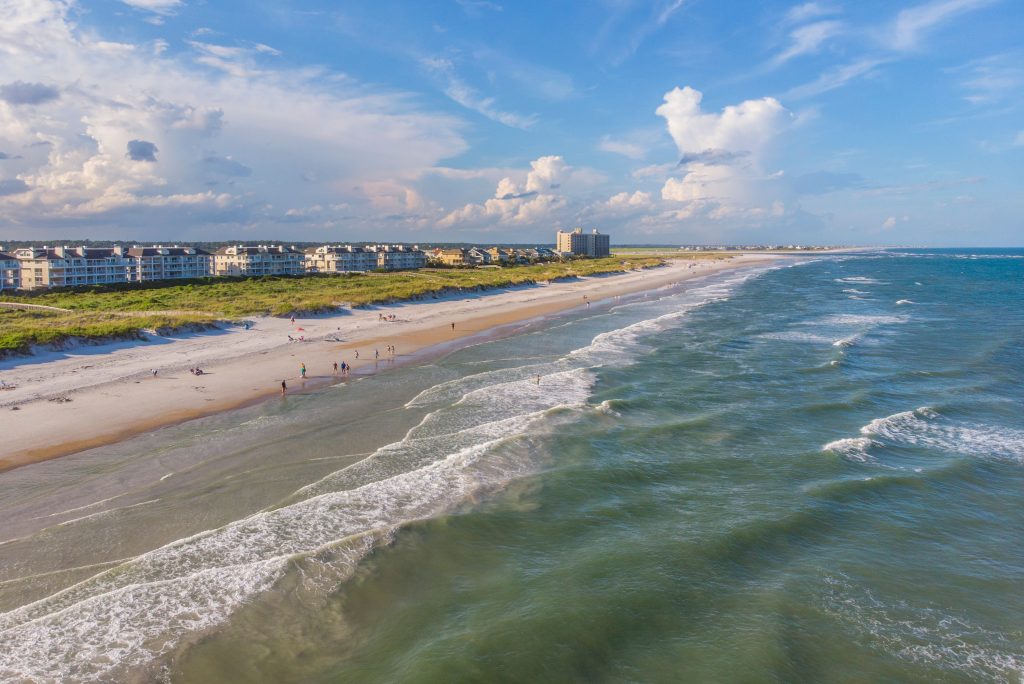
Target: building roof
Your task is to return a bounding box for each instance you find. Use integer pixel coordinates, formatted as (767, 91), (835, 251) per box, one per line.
(214, 245), (301, 256)
(12, 246), (129, 260)
(126, 246), (211, 257)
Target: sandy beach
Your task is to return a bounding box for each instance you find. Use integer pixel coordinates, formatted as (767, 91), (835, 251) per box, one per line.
(0, 256), (774, 470)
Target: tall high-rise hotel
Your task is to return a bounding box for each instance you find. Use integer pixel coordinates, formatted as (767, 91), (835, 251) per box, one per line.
(556, 227), (610, 257)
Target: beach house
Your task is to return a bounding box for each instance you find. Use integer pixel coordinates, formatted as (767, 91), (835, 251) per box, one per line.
(486, 247), (514, 264)
(465, 247), (493, 266)
(434, 248), (467, 266)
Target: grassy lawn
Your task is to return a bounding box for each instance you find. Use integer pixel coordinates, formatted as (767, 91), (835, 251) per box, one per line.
(0, 257), (665, 354)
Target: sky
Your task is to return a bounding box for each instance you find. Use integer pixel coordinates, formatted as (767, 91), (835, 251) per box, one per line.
(0, 0), (1021, 246)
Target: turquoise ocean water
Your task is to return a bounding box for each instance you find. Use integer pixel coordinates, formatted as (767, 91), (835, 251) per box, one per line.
(0, 250), (1021, 682)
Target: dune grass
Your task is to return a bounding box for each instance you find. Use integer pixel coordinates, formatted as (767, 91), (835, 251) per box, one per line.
(0, 257), (666, 354)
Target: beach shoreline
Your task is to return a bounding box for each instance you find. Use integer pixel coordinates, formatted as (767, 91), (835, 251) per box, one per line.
(0, 255), (778, 471)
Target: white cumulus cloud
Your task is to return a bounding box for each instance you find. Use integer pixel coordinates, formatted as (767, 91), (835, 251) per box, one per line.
(656, 86), (789, 160)
(0, 0), (467, 239)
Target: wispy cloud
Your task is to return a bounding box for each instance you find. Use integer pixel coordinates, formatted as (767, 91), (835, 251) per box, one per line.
(951, 52), (1024, 104)
(861, 175), (985, 196)
(784, 57), (887, 99)
(884, 0), (1000, 51)
(593, 0), (688, 66)
(784, 2), (840, 25)
(598, 136), (646, 159)
(783, 0), (1000, 99)
(770, 19), (843, 67)
(421, 56), (537, 128)
(117, 0), (182, 15)
(472, 48), (576, 102)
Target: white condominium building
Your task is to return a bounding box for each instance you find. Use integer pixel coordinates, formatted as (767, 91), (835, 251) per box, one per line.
(12, 246), (133, 290)
(556, 227), (611, 258)
(372, 244), (428, 271)
(213, 245), (304, 277)
(0, 252), (20, 291)
(126, 246), (213, 281)
(306, 244), (427, 273)
(305, 245), (379, 273)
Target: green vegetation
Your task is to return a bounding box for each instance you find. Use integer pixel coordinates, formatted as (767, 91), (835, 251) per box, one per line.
(0, 257), (665, 354)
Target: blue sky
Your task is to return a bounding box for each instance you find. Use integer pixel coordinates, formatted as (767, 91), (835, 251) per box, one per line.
(0, 0), (1020, 245)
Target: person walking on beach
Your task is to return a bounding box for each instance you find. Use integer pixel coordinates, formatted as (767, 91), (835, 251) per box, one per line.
(333, 362), (338, 374)
(300, 363), (307, 379)
(355, 350), (359, 359)
(536, 374), (541, 385)
(281, 380), (287, 395)
(451, 322), (455, 330)
(375, 349), (379, 360)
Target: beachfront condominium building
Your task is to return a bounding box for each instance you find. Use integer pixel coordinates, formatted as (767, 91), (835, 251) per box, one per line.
(126, 246), (213, 282)
(305, 245), (379, 273)
(212, 245), (304, 277)
(0, 252), (20, 291)
(305, 245), (427, 273)
(556, 227), (611, 258)
(371, 244), (428, 271)
(12, 246), (133, 290)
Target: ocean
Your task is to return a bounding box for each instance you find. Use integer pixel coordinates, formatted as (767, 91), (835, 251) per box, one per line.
(1, 249), (1022, 683)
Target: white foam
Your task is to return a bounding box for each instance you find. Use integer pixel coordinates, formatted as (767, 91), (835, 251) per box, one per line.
(858, 407), (1024, 463)
(835, 276), (888, 285)
(832, 333), (862, 348)
(822, 437), (877, 462)
(758, 331), (835, 344)
(821, 314), (905, 326)
(895, 299), (914, 305)
(823, 575), (1023, 680)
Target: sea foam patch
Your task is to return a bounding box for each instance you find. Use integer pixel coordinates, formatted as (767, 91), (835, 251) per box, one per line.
(822, 407), (1024, 465)
(822, 437), (878, 462)
(822, 574), (1023, 681)
(860, 408), (1024, 463)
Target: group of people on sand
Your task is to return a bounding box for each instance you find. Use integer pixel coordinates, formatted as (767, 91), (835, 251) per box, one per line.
(378, 313), (399, 322)
(283, 359), (354, 395)
(188, 367), (205, 376)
